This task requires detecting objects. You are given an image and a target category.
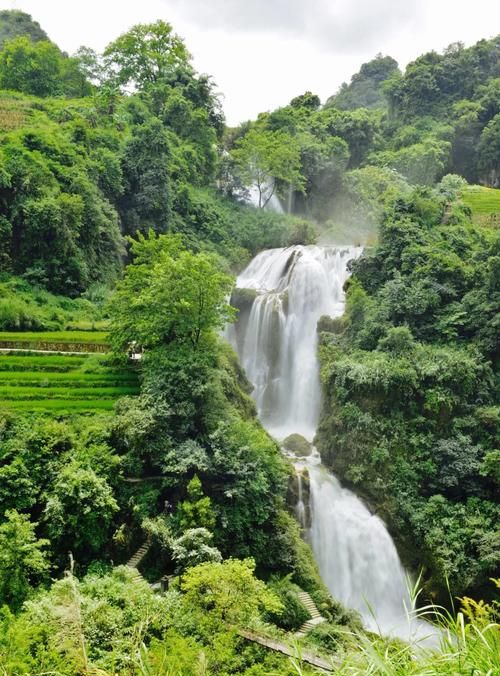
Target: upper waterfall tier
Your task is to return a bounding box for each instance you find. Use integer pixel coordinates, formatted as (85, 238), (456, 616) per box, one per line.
(229, 245), (362, 440)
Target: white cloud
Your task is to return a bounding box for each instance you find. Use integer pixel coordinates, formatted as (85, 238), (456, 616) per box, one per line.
(1, 0), (499, 124)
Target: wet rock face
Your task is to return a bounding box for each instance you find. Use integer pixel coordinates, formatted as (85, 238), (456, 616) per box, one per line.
(288, 466), (311, 529)
(283, 433), (312, 457)
(230, 287), (257, 355)
(230, 287), (257, 313)
(287, 472), (300, 506)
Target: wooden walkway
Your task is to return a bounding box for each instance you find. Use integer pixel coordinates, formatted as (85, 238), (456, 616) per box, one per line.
(238, 629), (334, 672)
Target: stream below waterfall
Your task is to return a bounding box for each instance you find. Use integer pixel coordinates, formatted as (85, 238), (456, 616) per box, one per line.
(228, 244), (437, 643)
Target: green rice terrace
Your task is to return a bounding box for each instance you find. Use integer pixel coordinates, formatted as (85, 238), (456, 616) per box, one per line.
(0, 330), (109, 352)
(462, 185), (500, 225)
(0, 332), (139, 413)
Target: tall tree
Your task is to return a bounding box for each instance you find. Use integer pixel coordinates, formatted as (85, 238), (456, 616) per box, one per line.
(103, 20), (191, 92)
(118, 118), (172, 235)
(0, 36), (62, 97)
(327, 54), (400, 110)
(109, 232), (235, 352)
(231, 127), (305, 208)
(44, 462), (118, 560)
(478, 114), (500, 186)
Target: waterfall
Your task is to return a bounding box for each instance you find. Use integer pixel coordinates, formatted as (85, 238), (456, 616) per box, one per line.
(233, 245), (360, 440)
(230, 244), (436, 643)
(306, 454), (414, 635)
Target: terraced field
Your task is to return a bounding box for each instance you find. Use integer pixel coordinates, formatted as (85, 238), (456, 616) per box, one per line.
(0, 330), (109, 352)
(0, 350), (139, 414)
(462, 185), (500, 225)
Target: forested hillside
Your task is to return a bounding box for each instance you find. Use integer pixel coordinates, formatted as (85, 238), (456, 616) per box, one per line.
(224, 36), (499, 229)
(0, 9), (498, 675)
(316, 178), (499, 603)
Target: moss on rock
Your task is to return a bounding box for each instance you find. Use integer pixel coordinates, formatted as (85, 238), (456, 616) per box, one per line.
(283, 433), (312, 457)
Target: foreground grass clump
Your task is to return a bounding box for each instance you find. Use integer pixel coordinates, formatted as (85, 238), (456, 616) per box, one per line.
(324, 584), (500, 675)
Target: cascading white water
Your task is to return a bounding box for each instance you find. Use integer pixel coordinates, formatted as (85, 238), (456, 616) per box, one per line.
(306, 455), (414, 635)
(232, 245), (360, 440)
(230, 244), (435, 642)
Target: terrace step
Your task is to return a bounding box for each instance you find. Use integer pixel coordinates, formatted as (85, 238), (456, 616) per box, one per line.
(0, 348), (101, 355)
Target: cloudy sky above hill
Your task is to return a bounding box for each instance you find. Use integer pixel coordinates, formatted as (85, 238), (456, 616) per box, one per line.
(2, 0), (499, 123)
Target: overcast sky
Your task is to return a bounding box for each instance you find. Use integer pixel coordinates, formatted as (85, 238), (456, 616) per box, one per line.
(2, 0), (499, 124)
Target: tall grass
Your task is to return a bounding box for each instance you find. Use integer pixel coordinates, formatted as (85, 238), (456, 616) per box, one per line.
(288, 580), (500, 675)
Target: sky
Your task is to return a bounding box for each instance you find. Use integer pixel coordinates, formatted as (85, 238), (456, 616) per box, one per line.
(1, 0), (499, 124)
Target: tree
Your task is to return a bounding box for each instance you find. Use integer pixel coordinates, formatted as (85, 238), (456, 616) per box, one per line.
(478, 114), (500, 187)
(172, 528), (222, 572)
(0, 510), (50, 609)
(118, 118), (172, 235)
(175, 475), (216, 532)
(103, 20), (191, 92)
(370, 137), (451, 185)
(289, 91), (321, 111)
(181, 558), (282, 625)
(0, 33), (91, 98)
(0, 36), (63, 97)
(314, 107), (381, 168)
(44, 462), (118, 559)
(327, 54), (400, 110)
(109, 232), (235, 352)
(231, 127), (305, 208)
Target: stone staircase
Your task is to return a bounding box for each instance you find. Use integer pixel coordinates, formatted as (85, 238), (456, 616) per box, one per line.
(126, 536), (151, 571)
(296, 590), (327, 637)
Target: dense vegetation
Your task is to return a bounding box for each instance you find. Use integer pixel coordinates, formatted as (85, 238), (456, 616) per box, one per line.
(0, 17), (308, 295)
(0, 8), (498, 674)
(224, 35), (499, 230)
(317, 179), (499, 603)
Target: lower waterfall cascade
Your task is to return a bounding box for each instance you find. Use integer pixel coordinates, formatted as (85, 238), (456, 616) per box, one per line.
(229, 244), (435, 642)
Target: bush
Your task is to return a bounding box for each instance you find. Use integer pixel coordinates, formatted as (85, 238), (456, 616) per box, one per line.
(263, 575), (310, 630)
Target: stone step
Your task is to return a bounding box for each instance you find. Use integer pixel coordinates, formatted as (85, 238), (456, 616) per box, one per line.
(297, 592), (322, 617)
(302, 603), (318, 613)
(297, 616), (327, 635)
(295, 590), (327, 636)
(126, 538), (152, 568)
